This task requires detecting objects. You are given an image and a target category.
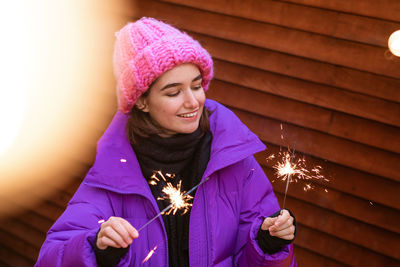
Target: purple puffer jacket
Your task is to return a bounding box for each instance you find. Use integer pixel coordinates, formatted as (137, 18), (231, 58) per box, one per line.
(36, 99), (296, 267)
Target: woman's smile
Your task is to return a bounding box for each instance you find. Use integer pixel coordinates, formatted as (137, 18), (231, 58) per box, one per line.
(137, 63), (206, 135)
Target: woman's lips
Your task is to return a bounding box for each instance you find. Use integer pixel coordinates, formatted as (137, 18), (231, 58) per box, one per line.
(177, 111), (198, 118)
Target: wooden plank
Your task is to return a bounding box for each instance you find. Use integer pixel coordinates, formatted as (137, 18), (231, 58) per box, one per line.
(34, 189), (73, 210)
(0, 245), (33, 267)
(213, 60), (400, 128)
(280, 0), (400, 22)
(294, 246), (349, 267)
(192, 32), (400, 103)
(207, 79), (333, 133)
(257, 118), (400, 183)
(255, 144), (400, 210)
(1, 193), (66, 222)
(329, 112), (400, 154)
(292, 223), (400, 266)
(207, 83), (400, 181)
(0, 219), (44, 247)
(17, 210), (53, 234)
(161, 0), (400, 47)
(276, 195), (400, 266)
(0, 230), (38, 262)
(33, 201), (64, 222)
(208, 75), (400, 154)
(137, 0), (400, 78)
(264, 168), (400, 234)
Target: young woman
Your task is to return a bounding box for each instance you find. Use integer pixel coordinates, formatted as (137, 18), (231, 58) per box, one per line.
(36, 17), (297, 266)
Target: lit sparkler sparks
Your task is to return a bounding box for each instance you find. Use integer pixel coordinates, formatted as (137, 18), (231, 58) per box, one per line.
(157, 180), (193, 215)
(269, 149), (328, 190)
(138, 174), (210, 232)
(269, 150), (329, 188)
(149, 171), (192, 215)
(148, 171), (175, 185)
(267, 146), (329, 209)
(142, 245), (158, 263)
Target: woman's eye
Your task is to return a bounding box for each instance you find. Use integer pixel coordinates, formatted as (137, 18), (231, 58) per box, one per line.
(192, 85), (202, 90)
(166, 91), (180, 97)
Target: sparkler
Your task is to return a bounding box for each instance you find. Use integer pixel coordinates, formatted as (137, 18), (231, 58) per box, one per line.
(280, 143), (296, 209)
(149, 171), (192, 215)
(267, 126), (329, 209)
(137, 175), (210, 232)
(157, 180), (193, 215)
(270, 149), (328, 191)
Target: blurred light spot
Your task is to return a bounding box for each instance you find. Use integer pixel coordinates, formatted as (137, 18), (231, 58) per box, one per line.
(388, 30), (400, 57)
(0, 1), (27, 156)
(120, 158), (127, 163)
(0, 0), (136, 216)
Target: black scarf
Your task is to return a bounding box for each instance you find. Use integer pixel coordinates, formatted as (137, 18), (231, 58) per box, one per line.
(132, 127), (212, 267)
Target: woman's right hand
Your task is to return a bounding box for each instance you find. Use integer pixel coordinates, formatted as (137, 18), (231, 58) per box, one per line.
(96, 216), (139, 250)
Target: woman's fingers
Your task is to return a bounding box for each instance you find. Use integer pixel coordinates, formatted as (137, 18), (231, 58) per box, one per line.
(261, 217), (277, 230)
(269, 225), (295, 240)
(268, 211), (293, 232)
(120, 218), (139, 239)
(101, 224), (129, 248)
(97, 216), (139, 250)
(275, 209), (290, 226)
(112, 222), (132, 245)
(268, 210), (295, 239)
(270, 217), (293, 232)
(97, 235), (120, 250)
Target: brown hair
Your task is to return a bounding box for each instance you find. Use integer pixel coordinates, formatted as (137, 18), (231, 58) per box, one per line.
(127, 91), (211, 144)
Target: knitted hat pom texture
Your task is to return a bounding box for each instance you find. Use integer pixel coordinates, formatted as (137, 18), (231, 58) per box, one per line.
(113, 17), (214, 113)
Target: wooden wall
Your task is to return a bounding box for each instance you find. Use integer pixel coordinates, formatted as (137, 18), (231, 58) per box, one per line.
(0, 0), (399, 266)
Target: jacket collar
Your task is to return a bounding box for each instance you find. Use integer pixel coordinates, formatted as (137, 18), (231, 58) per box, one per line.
(84, 99), (265, 194)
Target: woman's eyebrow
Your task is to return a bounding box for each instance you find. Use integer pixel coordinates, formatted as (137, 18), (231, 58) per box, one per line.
(160, 83), (181, 91)
(160, 74), (203, 91)
(192, 74), (202, 82)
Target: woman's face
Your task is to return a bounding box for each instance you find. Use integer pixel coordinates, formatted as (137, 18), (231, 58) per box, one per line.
(138, 63), (206, 135)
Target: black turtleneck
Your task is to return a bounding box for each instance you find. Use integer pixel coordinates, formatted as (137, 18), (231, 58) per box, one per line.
(133, 127), (212, 267)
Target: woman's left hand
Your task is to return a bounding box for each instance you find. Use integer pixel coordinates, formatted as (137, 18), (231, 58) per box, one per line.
(261, 209), (295, 240)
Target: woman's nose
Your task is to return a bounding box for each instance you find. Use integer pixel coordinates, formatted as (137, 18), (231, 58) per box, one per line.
(183, 89), (198, 108)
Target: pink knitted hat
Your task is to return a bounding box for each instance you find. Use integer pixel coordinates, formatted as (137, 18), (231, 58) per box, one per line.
(113, 17), (214, 113)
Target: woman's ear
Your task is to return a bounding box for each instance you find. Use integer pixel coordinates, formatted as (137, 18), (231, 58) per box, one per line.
(135, 97), (149, 112)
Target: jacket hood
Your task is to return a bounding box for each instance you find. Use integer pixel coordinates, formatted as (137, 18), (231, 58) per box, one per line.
(84, 99), (265, 193)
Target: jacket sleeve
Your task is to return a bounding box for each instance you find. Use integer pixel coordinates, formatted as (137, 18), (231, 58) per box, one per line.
(35, 182), (116, 267)
(234, 156), (296, 267)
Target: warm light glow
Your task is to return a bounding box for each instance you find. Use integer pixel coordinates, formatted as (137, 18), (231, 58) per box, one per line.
(0, 0), (135, 216)
(0, 88), (25, 156)
(388, 30), (400, 57)
(0, 2), (27, 156)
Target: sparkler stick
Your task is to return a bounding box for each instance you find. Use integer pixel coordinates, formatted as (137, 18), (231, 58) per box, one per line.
(282, 142), (296, 210)
(138, 177), (210, 232)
